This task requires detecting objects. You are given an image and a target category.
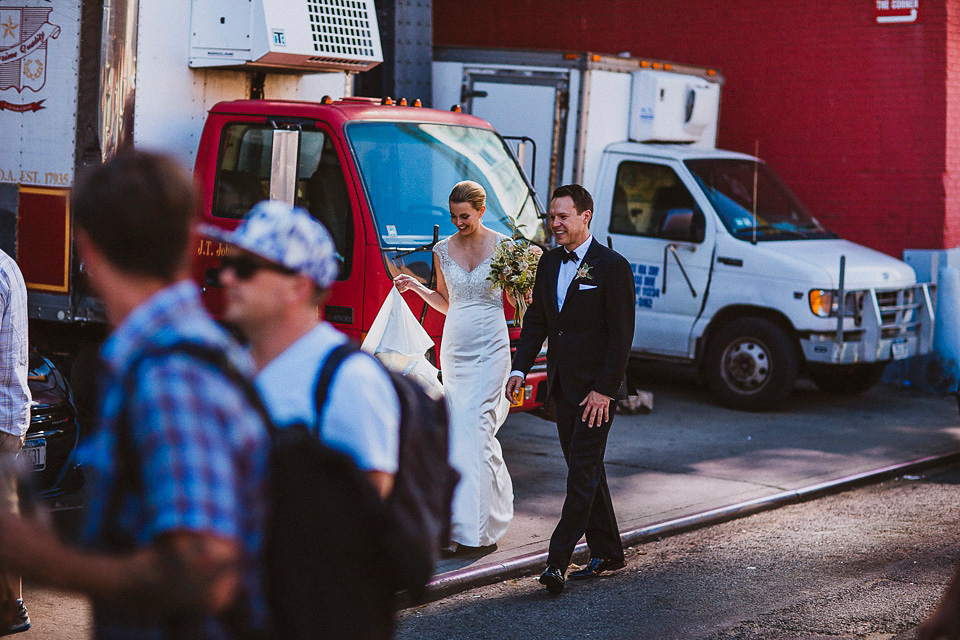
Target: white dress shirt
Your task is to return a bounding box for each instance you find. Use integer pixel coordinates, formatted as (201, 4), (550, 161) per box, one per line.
(557, 235), (593, 311)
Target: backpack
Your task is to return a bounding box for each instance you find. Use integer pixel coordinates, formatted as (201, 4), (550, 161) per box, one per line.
(315, 343), (458, 603)
(108, 342), (396, 640)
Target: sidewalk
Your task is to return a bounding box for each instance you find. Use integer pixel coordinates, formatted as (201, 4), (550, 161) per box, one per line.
(424, 376), (960, 601)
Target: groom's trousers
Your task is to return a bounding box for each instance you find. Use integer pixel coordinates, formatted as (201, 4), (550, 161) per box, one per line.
(547, 383), (625, 572)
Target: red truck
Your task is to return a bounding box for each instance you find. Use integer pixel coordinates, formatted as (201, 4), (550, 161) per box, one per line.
(3, 0), (548, 417)
(193, 97), (550, 410)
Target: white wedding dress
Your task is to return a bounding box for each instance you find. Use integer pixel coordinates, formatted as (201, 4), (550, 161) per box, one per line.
(434, 235), (514, 547)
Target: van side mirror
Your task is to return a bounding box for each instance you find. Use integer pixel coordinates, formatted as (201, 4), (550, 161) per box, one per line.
(660, 209), (705, 242)
(691, 210), (705, 242)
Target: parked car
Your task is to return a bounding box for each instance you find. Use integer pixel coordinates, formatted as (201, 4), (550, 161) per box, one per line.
(23, 351), (83, 508)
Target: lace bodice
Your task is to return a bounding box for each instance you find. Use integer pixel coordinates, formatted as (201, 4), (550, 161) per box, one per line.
(434, 234), (508, 308)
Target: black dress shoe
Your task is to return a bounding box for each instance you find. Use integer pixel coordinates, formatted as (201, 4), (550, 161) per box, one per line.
(569, 557), (626, 580)
(538, 566), (564, 594)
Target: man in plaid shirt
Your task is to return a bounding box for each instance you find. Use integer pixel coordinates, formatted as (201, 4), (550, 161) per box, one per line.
(0, 247), (31, 636)
(0, 151), (271, 639)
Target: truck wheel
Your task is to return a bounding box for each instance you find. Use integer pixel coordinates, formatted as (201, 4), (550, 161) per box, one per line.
(705, 318), (798, 411)
(808, 363), (887, 394)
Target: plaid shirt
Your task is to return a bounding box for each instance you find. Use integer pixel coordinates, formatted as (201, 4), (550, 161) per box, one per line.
(0, 250), (29, 438)
(78, 281), (270, 640)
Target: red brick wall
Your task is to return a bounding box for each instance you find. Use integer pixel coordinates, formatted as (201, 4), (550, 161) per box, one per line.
(946, 2), (960, 249)
(434, 1), (951, 257)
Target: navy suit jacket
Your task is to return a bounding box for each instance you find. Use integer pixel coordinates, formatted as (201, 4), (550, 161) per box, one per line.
(511, 238), (635, 406)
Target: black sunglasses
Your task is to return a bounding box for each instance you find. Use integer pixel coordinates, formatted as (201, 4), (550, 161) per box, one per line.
(219, 254), (297, 281)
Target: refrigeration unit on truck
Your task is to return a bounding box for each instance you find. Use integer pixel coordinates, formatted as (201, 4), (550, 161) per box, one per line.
(1, 0), (549, 414)
(433, 47), (935, 410)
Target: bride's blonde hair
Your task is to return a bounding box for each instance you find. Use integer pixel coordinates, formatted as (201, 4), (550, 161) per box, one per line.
(449, 180), (486, 211)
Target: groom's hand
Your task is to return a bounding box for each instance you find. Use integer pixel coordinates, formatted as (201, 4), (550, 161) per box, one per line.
(580, 391), (612, 428)
(505, 375), (524, 404)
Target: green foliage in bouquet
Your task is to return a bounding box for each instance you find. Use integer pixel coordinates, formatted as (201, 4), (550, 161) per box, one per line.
(487, 227), (543, 326)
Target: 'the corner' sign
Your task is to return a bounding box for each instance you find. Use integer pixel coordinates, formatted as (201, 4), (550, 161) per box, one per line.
(875, 0), (919, 24)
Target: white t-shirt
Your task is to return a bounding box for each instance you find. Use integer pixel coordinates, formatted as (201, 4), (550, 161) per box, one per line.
(256, 322), (400, 473)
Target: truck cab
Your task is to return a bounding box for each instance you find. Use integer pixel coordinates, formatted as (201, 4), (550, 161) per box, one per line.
(192, 97), (550, 410)
(590, 142), (933, 409)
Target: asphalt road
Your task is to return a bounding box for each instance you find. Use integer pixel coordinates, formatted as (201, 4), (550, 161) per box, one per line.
(433, 369), (959, 580)
(397, 462), (960, 640)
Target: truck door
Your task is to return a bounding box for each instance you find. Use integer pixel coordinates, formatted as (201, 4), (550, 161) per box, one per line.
(463, 70), (569, 195)
(600, 157), (714, 357)
(198, 121), (363, 334)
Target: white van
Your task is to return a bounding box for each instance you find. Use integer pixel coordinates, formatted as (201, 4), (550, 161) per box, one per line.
(434, 47), (934, 409)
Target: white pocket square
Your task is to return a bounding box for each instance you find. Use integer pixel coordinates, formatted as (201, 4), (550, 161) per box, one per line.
(579, 284), (597, 290)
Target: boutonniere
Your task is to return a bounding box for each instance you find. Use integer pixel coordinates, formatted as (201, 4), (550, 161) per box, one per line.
(575, 263), (594, 282)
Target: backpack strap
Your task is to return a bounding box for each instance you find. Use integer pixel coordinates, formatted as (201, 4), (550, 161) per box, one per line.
(312, 342), (362, 436)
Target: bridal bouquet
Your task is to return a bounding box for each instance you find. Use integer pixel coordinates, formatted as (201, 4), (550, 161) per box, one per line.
(487, 238), (542, 326)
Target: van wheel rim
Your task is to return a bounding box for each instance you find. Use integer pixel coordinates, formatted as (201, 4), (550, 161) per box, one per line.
(720, 338), (771, 393)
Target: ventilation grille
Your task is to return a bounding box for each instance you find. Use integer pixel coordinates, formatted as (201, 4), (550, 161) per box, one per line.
(306, 56), (373, 71)
(308, 0), (377, 58)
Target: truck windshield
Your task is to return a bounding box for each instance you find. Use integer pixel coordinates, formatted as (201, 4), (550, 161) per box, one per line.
(685, 159), (837, 241)
(345, 122), (543, 248)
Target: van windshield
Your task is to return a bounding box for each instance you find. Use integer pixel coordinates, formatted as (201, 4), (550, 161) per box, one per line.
(345, 122), (543, 248)
(685, 159), (837, 241)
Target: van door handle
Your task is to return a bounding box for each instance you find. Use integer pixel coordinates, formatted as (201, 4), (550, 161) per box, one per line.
(717, 256), (743, 267)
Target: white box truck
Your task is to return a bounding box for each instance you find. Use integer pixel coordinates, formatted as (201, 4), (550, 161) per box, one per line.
(434, 47), (935, 410)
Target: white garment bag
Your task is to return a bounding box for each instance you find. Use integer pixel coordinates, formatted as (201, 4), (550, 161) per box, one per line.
(361, 288), (444, 397)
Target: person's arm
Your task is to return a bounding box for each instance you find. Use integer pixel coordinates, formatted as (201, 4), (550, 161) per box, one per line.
(506, 253), (551, 402)
(918, 562), (960, 639)
(39, 353), (259, 615)
(597, 254), (636, 398)
(503, 288), (534, 312)
(394, 244), (450, 314)
(323, 354), (400, 499)
(366, 471), (394, 499)
(394, 266), (449, 315)
(581, 255), (635, 428)
(0, 514), (240, 614)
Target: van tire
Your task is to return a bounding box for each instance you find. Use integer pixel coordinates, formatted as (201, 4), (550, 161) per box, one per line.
(808, 363), (887, 394)
(705, 318), (798, 411)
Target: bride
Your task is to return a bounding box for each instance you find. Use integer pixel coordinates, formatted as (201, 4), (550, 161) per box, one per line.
(394, 180), (514, 551)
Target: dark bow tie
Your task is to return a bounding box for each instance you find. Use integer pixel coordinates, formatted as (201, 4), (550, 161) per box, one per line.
(561, 250), (579, 264)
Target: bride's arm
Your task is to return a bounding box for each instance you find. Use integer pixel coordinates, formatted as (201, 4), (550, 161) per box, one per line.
(394, 267), (450, 315)
(503, 288), (534, 309)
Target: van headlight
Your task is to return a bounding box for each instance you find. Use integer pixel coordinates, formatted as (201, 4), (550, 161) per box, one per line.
(809, 289), (863, 322)
(809, 289), (835, 317)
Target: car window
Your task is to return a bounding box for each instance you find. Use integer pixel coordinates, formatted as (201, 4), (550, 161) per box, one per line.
(212, 125), (353, 279)
(609, 161), (703, 242)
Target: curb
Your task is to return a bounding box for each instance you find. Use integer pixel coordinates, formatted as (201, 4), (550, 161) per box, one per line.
(417, 449), (960, 604)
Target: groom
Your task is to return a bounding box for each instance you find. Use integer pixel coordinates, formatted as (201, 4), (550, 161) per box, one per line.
(506, 184), (635, 594)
